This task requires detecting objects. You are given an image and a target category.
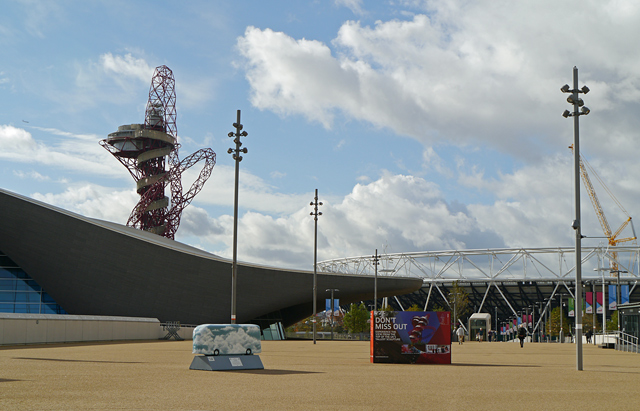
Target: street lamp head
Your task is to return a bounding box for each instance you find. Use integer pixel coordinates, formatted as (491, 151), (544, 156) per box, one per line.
(228, 132), (234, 138)
(581, 85), (590, 94)
(227, 148), (233, 154)
(562, 110), (571, 118)
(580, 106), (590, 115)
(319, 202), (323, 206)
(233, 123), (243, 131)
(241, 131), (248, 137)
(242, 147), (248, 153)
(561, 84), (571, 93)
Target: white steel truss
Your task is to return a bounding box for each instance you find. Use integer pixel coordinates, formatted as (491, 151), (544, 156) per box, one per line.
(317, 246), (640, 283)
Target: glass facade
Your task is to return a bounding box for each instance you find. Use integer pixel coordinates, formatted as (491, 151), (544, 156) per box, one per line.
(0, 251), (67, 315)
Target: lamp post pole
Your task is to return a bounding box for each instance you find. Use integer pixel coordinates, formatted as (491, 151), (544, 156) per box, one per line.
(611, 270), (627, 336)
(310, 189), (323, 344)
(326, 288), (339, 340)
(562, 66), (590, 370)
(592, 281), (596, 344)
(372, 249), (379, 311)
(228, 110), (248, 324)
(559, 294), (563, 343)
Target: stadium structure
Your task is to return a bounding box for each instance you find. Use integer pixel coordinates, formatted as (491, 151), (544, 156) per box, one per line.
(318, 246), (640, 337)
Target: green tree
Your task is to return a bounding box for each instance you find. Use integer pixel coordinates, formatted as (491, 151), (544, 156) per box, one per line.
(546, 306), (570, 337)
(607, 311), (618, 331)
(448, 281), (470, 326)
(406, 304), (422, 311)
(582, 312), (600, 334)
(343, 303), (370, 334)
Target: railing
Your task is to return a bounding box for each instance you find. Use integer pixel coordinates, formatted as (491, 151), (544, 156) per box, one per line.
(615, 331), (639, 353)
(284, 331), (370, 341)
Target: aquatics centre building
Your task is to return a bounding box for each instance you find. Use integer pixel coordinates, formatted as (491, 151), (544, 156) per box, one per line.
(0, 188), (422, 330)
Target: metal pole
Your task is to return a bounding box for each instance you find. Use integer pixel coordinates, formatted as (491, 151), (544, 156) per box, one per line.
(230, 110), (242, 324)
(617, 271), (621, 336)
(602, 269), (606, 341)
(311, 189), (322, 344)
(532, 306), (536, 342)
(592, 282), (596, 344)
(571, 66), (584, 370)
(313, 191), (318, 344)
(374, 249), (378, 311)
(328, 288), (337, 340)
(560, 294), (563, 343)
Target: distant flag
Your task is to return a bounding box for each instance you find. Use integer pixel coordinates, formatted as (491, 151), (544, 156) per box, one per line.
(586, 292), (593, 314)
(596, 292), (603, 314)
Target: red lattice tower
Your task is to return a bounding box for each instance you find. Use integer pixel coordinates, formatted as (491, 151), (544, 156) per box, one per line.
(101, 65), (216, 239)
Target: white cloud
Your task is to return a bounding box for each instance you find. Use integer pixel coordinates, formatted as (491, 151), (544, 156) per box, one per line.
(236, 2), (640, 163)
(31, 184), (137, 223)
(0, 125), (126, 178)
(181, 172), (508, 269)
(335, 0), (364, 15)
(100, 53), (154, 83)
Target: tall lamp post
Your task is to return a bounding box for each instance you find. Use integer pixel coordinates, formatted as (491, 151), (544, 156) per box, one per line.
(228, 110), (248, 324)
(559, 293), (564, 343)
(611, 270), (627, 337)
(310, 189), (323, 344)
(372, 250), (380, 311)
(562, 66), (590, 370)
(326, 288), (339, 340)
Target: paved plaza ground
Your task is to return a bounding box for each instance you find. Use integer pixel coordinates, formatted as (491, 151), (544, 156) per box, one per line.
(0, 338), (638, 410)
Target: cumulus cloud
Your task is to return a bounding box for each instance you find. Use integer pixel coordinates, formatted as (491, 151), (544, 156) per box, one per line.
(236, 2), (640, 163)
(335, 0), (364, 15)
(100, 53), (154, 83)
(183, 172), (510, 269)
(31, 184), (137, 223)
(0, 125), (126, 178)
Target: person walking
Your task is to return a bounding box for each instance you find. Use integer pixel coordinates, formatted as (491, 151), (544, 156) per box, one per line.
(518, 326), (526, 348)
(456, 325), (465, 344)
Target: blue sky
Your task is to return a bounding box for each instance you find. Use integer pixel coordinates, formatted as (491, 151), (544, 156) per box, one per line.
(2, 0), (640, 270)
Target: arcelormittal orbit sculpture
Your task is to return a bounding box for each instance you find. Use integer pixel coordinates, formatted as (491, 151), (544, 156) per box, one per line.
(101, 65), (216, 239)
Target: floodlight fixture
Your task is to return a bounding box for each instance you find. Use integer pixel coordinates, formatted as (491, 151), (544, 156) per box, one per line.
(581, 85), (590, 94)
(563, 110), (571, 118)
(581, 106), (590, 115)
(561, 84), (571, 93)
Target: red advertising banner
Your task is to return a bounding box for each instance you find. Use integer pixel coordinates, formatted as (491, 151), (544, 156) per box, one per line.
(586, 292), (593, 314)
(371, 311), (451, 364)
(596, 292), (603, 314)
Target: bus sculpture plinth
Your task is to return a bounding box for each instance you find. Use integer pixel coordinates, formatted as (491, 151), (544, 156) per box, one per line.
(189, 324), (264, 371)
(371, 311), (451, 364)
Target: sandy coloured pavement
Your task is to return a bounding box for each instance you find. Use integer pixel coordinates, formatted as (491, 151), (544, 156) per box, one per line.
(0, 339), (638, 410)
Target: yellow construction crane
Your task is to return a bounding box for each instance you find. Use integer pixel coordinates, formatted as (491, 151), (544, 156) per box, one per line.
(570, 145), (637, 274)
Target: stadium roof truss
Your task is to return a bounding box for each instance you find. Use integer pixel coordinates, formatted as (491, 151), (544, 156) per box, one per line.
(318, 246), (640, 333)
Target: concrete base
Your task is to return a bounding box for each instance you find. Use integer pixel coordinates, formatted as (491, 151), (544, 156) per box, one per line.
(189, 355), (264, 371)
